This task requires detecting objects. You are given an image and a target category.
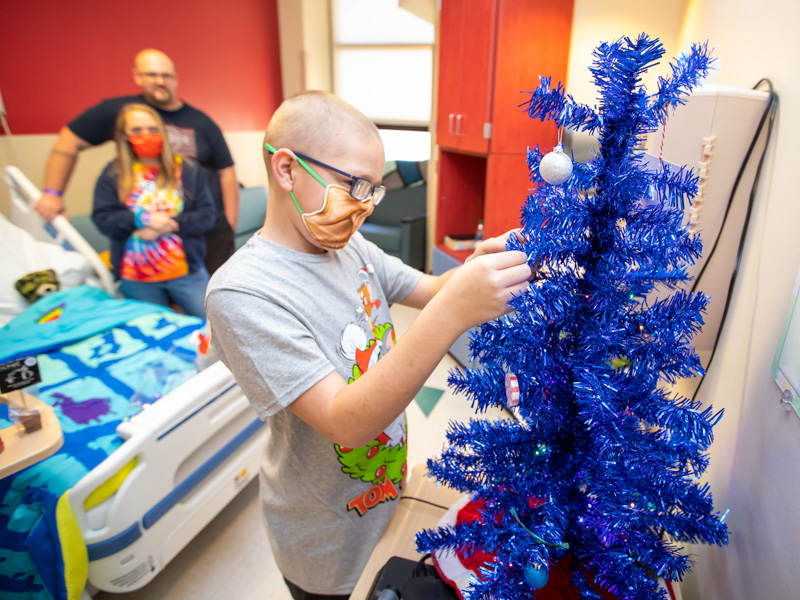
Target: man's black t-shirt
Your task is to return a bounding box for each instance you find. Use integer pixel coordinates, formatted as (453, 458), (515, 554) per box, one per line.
(68, 95), (234, 230)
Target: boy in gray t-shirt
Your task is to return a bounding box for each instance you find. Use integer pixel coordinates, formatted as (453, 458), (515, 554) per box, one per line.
(205, 91), (533, 600)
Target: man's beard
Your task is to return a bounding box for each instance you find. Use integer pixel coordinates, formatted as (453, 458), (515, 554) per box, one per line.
(146, 87), (174, 107)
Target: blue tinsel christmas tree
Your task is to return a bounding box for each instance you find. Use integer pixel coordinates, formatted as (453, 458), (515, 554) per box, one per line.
(417, 34), (729, 600)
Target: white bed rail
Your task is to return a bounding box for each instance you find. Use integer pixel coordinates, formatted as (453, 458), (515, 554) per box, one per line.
(68, 360), (266, 593)
(3, 165), (116, 297)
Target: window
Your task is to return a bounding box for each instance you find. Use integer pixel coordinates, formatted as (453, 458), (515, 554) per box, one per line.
(332, 0), (433, 160)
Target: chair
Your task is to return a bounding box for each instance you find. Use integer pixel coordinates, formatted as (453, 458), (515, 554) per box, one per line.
(360, 161), (427, 271)
(234, 185), (268, 249)
(70, 214), (110, 254)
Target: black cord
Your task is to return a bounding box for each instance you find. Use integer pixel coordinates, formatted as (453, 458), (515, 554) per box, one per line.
(400, 495), (451, 510)
(688, 78), (775, 296)
(689, 79), (778, 402)
(414, 553), (434, 577)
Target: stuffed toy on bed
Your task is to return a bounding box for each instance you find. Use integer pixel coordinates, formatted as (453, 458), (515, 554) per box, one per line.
(0, 212), (90, 327)
(15, 269), (60, 303)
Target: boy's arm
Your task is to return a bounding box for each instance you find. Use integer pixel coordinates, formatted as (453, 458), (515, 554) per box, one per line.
(399, 230), (522, 309)
(288, 247), (532, 447)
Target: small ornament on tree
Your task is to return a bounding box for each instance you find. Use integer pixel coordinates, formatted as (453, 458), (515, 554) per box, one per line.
(504, 371), (520, 407)
(538, 142), (573, 185)
(523, 563), (549, 589)
(538, 117), (573, 185)
(417, 34), (728, 600)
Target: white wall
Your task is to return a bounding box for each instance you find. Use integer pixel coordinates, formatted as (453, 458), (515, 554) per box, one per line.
(567, 0), (689, 103)
(675, 1), (800, 598)
(569, 1), (800, 598)
(565, 0), (689, 160)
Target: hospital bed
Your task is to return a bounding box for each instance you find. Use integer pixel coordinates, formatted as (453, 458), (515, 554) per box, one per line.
(1, 166), (267, 599)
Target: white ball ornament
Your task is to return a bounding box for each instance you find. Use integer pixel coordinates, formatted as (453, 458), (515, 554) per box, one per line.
(539, 144), (573, 185)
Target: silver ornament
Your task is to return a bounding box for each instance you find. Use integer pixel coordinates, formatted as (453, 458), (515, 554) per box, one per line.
(539, 144), (573, 185)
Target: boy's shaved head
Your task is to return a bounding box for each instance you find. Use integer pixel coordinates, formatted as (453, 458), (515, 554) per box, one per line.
(263, 90), (381, 165)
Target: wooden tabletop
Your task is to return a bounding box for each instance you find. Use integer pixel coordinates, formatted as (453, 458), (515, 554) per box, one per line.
(0, 391), (63, 479)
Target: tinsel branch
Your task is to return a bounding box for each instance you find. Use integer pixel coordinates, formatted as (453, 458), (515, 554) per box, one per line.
(521, 76), (602, 134)
(646, 161), (700, 209)
(649, 42), (716, 124)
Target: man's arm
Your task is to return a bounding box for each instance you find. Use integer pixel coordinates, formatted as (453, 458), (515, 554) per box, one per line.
(35, 127), (92, 221)
(288, 246), (533, 447)
(218, 165), (239, 231)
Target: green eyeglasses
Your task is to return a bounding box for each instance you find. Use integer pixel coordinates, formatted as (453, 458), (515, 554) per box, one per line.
(265, 143), (386, 206)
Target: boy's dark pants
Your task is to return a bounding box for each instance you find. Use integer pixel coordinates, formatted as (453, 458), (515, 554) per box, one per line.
(284, 577), (350, 600)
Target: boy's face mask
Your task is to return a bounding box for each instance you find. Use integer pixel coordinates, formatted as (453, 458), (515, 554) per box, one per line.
(129, 133), (164, 158)
(296, 183), (374, 250)
(265, 143), (384, 250)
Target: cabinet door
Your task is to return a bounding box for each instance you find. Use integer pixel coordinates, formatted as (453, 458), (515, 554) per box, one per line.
(436, 0), (464, 150)
(455, 0), (495, 154)
(437, 0), (495, 154)
(489, 0), (573, 154)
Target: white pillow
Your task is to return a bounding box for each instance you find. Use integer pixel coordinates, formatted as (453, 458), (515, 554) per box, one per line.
(0, 211), (92, 327)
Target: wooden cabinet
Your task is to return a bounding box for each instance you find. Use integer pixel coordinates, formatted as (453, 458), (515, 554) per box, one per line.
(433, 0), (574, 256)
(436, 0), (495, 154)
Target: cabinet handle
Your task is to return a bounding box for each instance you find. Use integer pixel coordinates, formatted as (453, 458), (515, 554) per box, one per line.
(448, 113), (455, 135)
(455, 114), (462, 136)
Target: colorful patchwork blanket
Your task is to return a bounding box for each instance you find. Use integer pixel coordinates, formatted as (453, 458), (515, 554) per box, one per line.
(0, 286), (206, 599)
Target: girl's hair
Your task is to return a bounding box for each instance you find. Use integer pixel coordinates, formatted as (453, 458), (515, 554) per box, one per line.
(113, 103), (176, 201)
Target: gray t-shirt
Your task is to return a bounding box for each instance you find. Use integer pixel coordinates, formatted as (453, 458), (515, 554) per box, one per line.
(205, 232), (422, 594)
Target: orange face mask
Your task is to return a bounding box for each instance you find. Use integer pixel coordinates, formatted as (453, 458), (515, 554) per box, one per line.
(129, 133), (164, 158)
(264, 143), (382, 250)
(293, 184), (374, 250)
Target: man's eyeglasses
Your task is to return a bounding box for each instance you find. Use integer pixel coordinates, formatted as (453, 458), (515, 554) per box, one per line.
(137, 71), (176, 81)
(265, 143), (386, 205)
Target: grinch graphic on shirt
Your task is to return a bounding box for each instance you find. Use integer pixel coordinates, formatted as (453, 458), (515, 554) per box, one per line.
(336, 263), (407, 516)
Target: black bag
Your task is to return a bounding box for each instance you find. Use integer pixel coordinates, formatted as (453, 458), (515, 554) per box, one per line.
(366, 555), (459, 600)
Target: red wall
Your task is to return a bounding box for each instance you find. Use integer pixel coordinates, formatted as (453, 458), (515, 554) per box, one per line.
(0, 0), (283, 134)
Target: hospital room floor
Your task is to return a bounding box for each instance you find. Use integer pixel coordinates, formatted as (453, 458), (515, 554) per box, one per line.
(93, 304), (509, 600)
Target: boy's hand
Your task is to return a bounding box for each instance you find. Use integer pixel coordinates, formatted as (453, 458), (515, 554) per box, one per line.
(466, 229), (522, 262)
(435, 248), (532, 330)
(467, 229), (539, 280)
